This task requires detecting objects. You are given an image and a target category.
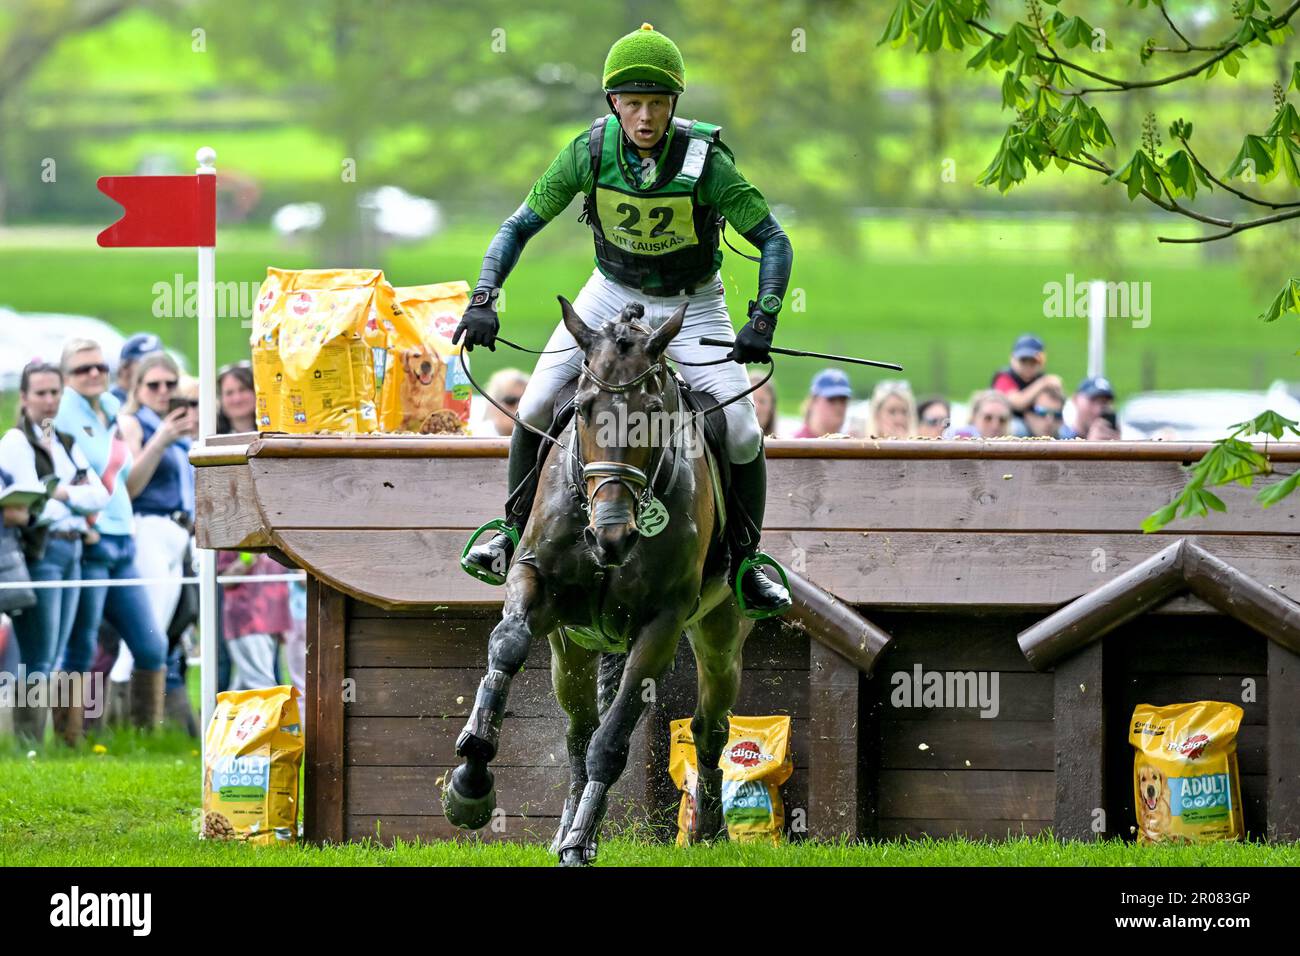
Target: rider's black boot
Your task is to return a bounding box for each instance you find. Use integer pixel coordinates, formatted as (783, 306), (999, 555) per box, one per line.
(461, 425), (544, 585)
(728, 448), (792, 619)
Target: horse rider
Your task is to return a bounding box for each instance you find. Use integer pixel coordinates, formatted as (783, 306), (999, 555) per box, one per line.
(454, 22), (793, 618)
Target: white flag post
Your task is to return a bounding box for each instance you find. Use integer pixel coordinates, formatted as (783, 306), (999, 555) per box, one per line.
(1087, 279), (1107, 379)
(195, 146), (219, 756)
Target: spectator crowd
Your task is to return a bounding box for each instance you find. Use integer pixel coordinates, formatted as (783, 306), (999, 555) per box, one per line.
(762, 332), (1122, 442)
(0, 335), (303, 747)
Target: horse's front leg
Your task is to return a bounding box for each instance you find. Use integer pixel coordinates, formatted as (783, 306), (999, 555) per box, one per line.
(556, 612), (684, 866)
(443, 563), (552, 830)
(546, 630), (599, 853)
(684, 603), (748, 844)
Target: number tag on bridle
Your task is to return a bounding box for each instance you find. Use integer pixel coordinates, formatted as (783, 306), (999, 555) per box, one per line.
(636, 496), (669, 537)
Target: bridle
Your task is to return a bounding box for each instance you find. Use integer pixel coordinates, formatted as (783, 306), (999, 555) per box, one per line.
(571, 331), (680, 527)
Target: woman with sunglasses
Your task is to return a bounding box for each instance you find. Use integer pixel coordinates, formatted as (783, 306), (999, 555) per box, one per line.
(115, 352), (197, 722)
(0, 361), (110, 744)
(54, 339), (168, 730)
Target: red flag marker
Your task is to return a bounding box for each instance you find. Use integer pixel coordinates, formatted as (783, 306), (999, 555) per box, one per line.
(96, 174), (216, 247)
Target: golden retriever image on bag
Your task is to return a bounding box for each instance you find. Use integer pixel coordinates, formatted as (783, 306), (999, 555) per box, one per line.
(1129, 701), (1244, 844)
(398, 344), (447, 432)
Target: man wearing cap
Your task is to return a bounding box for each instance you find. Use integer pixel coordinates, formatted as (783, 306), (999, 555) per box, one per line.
(1059, 376), (1120, 440)
(990, 334), (1063, 428)
(111, 333), (164, 404)
(792, 369), (852, 438)
(454, 23), (793, 616)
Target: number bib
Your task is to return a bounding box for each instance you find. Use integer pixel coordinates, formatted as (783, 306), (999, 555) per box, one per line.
(594, 189), (698, 257)
(636, 496), (670, 537)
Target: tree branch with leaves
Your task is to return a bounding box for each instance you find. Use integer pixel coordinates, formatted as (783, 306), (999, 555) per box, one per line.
(880, 0), (1300, 529)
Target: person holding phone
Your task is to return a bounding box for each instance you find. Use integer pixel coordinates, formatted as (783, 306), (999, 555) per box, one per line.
(55, 338), (168, 730)
(115, 352), (196, 710)
(1059, 376), (1120, 440)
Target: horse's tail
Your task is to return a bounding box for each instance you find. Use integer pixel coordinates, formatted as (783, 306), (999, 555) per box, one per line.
(596, 652), (626, 718)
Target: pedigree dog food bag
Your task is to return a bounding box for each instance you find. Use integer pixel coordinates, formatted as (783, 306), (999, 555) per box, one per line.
(1129, 701), (1244, 844)
(249, 267), (297, 431)
(382, 281), (472, 433)
(202, 686), (304, 845)
(669, 715), (793, 845)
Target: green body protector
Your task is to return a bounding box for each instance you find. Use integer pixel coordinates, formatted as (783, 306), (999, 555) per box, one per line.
(580, 113), (729, 295)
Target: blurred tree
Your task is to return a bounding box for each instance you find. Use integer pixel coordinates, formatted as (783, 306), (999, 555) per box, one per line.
(0, 0), (135, 221)
(881, 0), (1300, 521)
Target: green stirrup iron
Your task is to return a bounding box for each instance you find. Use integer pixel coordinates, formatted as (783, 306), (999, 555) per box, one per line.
(733, 552), (792, 620)
(460, 519), (521, 586)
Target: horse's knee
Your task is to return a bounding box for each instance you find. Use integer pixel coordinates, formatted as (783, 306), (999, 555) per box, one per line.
(584, 731), (632, 783)
(487, 617), (531, 673)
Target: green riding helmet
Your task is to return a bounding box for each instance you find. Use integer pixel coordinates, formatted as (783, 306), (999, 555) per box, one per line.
(602, 22), (685, 97)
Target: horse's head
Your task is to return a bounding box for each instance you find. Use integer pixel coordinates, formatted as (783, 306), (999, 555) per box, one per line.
(558, 294), (686, 568)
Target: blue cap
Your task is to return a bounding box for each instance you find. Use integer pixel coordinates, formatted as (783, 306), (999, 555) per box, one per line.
(1077, 375), (1114, 398)
(120, 332), (163, 365)
(1012, 334), (1045, 358)
(810, 368), (853, 399)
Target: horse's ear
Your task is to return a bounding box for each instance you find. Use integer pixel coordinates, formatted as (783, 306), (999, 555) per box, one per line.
(646, 302), (686, 356)
(558, 295), (594, 351)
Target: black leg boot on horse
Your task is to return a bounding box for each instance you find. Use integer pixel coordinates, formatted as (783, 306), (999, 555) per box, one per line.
(727, 444), (792, 619)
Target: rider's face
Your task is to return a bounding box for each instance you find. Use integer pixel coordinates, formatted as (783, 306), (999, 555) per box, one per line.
(613, 93), (673, 151)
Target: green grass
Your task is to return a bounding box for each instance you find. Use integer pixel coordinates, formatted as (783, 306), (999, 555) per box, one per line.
(2, 732), (1296, 866)
(0, 218), (1293, 419)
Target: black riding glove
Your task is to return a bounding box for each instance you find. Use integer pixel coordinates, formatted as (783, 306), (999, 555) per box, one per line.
(729, 301), (777, 364)
(452, 289), (500, 352)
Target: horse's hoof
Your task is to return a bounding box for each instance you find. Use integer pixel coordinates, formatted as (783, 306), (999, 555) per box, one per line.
(442, 768), (496, 830)
(558, 847), (591, 867)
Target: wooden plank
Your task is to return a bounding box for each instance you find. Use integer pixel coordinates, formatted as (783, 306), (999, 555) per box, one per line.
(193, 462), (270, 550)
(875, 620), (1044, 673)
(1266, 643), (1300, 841)
(1109, 626), (1267, 676)
(1053, 643), (1106, 841)
(345, 613), (807, 671)
(348, 765), (570, 817)
(807, 641), (859, 839)
(239, 434), (1300, 463)
(1116, 674), (1266, 725)
(270, 528), (1300, 610)
(347, 716), (570, 767)
(873, 671), (1054, 722)
(879, 719), (1054, 771)
(876, 769), (1054, 820)
(877, 818), (1049, 840)
(305, 578), (346, 844)
(347, 666), (809, 721)
(344, 763), (806, 821)
(347, 814), (560, 845)
(246, 454), (1300, 536)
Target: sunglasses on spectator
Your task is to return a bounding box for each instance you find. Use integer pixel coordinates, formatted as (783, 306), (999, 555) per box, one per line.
(920, 415), (948, 426)
(1031, 406), (1064, 419)
(499, 395), (522, 407)
(144, 379), (179, 391)
(69, 363), (109, 376)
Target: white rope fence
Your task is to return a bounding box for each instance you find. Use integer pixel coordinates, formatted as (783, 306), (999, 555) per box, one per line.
(0, 573), (305, 591)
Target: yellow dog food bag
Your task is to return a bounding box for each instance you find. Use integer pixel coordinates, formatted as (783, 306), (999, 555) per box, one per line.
(202, 685), (304, 844)
(382, 281), (472, 433)
(249, 267), (298, 432)
(669, 715), (793, 845)
(1129, 701), (1244, 844)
